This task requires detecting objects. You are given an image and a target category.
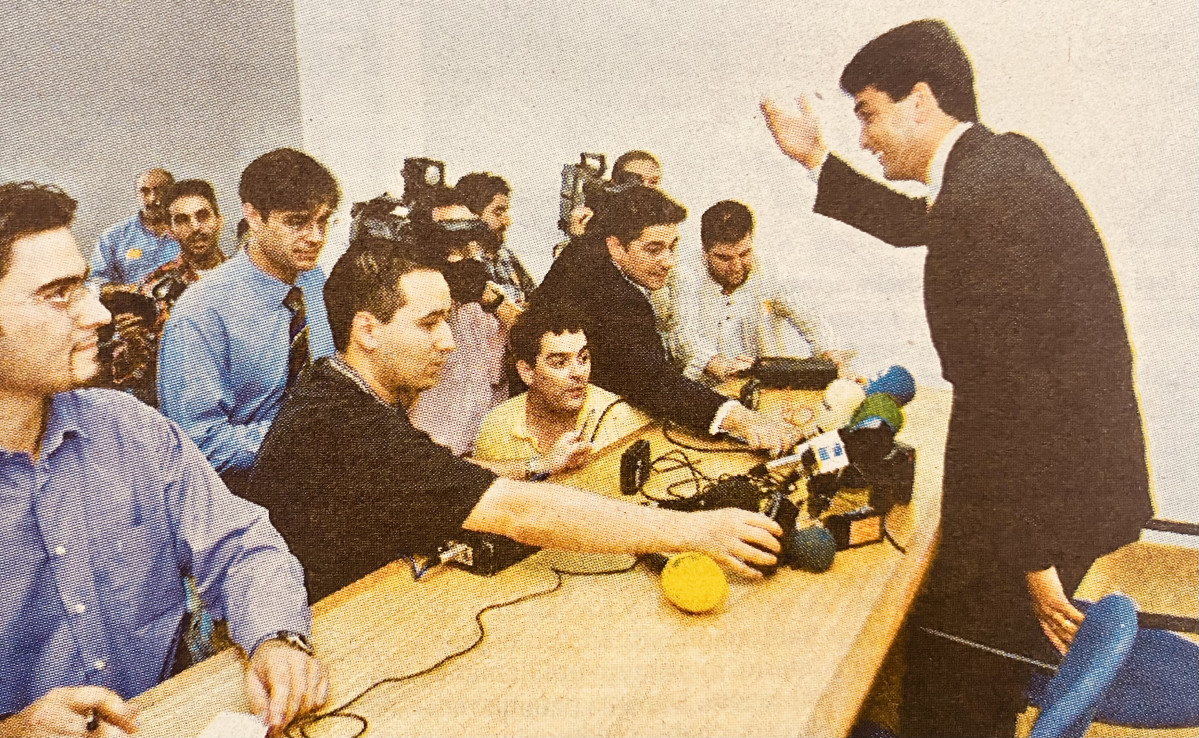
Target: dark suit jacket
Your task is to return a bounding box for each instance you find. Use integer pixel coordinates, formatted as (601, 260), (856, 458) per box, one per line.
(533, 238), (727, 430)
(815, 126), (1152, 644)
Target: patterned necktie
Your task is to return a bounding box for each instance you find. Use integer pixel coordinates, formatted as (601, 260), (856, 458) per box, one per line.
(283, 286), (310, 387)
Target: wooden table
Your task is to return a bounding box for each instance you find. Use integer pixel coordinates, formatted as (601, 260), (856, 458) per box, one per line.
(133, 388), (953, 737)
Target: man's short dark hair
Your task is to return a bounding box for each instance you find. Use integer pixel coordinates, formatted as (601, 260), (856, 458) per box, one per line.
(0, 182), (77, 280)
(509, 301), (588, 368)
(165, 179), (219, 214)
(324, 236), (431, 353)
(612, 150), (661, 186)
(455, 173), (510, 216)
(239, 148), (341, 218)
(594, 185), (687, 245)
(840, 19), (979, 123)
(700, 200), (754, 251)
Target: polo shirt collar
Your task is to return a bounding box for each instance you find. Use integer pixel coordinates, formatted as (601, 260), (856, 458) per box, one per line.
(511, 387), (598, 454)
(326, 355), (395, 409)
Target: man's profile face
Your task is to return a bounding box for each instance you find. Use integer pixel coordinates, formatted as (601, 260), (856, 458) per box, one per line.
(374, 270), (456, 396)
(244, 202), (333, 281)
(479, 194), (511, 241)
(520, 330), (591, 415)
(608, 223), (679, 291)
(169, 195), (223, 260)
(704, 234), (754, 292)
(854, 85), (924, 182)
(0, 228), (111, 396)
(622, 160), (662, 188)
(137, 171), (173, 220)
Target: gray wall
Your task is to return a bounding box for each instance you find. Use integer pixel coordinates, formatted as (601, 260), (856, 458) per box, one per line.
(0, 1), (303, 248)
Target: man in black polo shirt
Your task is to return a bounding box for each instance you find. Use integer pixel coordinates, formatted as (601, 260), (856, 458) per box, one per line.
(248, 239), (784, 602)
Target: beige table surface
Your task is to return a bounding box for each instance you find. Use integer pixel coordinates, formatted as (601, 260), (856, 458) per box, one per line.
(133, 387), (952, 737)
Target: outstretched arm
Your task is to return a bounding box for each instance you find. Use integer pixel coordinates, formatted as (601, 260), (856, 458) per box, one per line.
(464, 478), (783, 578)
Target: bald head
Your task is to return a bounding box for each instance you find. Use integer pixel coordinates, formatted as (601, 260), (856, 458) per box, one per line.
(136, 169), (175, 224)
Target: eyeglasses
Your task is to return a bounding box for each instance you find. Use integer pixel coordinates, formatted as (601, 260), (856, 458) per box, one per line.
(0, 281), (95, 314)
(278, 212), (340, 235)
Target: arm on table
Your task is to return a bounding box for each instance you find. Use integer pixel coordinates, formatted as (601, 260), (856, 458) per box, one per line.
(161, 422), (323, 734)
(464, 477), (783, 578)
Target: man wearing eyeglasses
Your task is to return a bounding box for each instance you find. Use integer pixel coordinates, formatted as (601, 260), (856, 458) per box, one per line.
(0, 182), (325, 737)
(159, 149), (341, 492)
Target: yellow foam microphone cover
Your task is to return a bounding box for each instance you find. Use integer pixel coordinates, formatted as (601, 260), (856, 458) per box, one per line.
(659, 552), (729, 614)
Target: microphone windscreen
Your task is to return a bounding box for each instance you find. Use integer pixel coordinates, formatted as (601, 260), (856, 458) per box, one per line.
(659, 552), (729, 614)
(789, 526), (837, 572)
(865, 365), (916, 406)
(850, 393), (905, 433)
(824, 379), (867, 429)
(841, 423), (897, 466)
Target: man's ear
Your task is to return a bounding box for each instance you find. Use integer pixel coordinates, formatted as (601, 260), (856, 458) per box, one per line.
(242, 202), (265, 231)
(350, 311), (381, 352)
(606, 235), (625, 261)
(910, 81), (941, 121)
(515, 359), (536, 388)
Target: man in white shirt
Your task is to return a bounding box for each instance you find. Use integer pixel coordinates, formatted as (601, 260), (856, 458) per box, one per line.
(667, 200), (836, 385)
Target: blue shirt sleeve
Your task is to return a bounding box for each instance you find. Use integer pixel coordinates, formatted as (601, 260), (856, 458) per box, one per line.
(159, 415), (311, 653)
(158, 312), (271, 473)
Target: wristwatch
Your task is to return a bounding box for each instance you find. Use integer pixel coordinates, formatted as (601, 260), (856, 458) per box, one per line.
(255, 630), (314, 657)
(527, 454), (551, 482)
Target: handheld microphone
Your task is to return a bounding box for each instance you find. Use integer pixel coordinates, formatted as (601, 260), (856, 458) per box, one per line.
(864, 365), (916, 406)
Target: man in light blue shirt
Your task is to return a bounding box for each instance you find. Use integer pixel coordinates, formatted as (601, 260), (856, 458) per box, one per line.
(90, 168), (181, 287)
(158, 149), (339, 487)
(0, 182), (326, 737)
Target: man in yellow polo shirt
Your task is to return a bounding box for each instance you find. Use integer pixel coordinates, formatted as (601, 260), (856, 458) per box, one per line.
(475, 304), (648, 478)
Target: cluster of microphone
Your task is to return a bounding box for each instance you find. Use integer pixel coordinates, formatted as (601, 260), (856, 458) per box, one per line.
(644, 366), (918, 615)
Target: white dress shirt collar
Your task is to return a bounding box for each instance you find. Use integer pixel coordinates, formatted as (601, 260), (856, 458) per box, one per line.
(927, 121), (974, 206)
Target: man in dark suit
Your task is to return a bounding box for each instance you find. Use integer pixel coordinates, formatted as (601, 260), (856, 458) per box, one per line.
(761, 19), (1152, 737)
(535, 185), (800, 453)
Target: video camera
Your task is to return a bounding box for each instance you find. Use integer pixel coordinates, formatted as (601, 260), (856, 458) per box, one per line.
(349, 157), (448, 245)
(556, 152), (641, 234)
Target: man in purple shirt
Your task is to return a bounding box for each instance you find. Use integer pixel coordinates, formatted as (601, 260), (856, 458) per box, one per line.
(0, 182), (325, 736)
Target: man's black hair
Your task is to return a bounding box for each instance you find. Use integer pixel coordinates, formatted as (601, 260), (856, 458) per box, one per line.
(700, 200), (754, 252)
(840, 19), (979, 123)
(509, 301), (589, 368)
(0, 182), (78, 280)
(612, 150), (661, 185)
(324, 236), (432, 353)
(455, 173), (511, 216)
(593, 185), (686, 246)
(238, 148), (341, 219)
(165, 179), (219, 214)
